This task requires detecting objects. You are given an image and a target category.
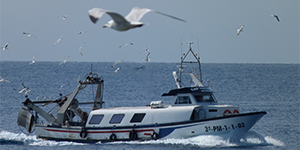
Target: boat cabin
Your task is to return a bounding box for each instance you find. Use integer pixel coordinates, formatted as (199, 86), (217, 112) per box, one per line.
(163, 86), (240, 119)
(85, 86), (239, 129)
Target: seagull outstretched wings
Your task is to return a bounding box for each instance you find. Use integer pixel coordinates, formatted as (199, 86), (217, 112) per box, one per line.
(88, 7), (186, 31)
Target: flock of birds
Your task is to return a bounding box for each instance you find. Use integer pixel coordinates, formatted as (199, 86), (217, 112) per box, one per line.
(111, 42), (151, 73)
(0, 6), (281, 97)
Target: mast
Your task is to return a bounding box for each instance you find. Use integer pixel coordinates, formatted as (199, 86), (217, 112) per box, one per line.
(176, 41), (202, 88)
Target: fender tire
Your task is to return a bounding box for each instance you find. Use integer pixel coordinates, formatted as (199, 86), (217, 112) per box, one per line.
(80, 128), (87, 138)
(109, 133), (117, 142)
(151, 132), (158, 140)
(129, 130), (138, 140)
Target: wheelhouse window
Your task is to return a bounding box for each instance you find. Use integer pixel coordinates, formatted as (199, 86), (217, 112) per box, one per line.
(194, 94), (216, 103)
(175, 96), (191, 104)
(89, 114), (104, 124)
(130, 113), (146, 123)
(109, 114), (125, 124)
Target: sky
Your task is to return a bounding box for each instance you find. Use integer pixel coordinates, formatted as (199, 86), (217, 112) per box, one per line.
(0, 0), (299, 64)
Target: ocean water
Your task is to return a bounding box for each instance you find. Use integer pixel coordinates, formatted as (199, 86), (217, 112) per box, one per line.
(0, 61), (299, 150)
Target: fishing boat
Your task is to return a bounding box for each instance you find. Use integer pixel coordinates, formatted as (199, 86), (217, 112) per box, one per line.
(17, 42), (266, 142)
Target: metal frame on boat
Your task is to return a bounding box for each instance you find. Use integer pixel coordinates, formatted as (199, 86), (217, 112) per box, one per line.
(17, 41), (266, 142)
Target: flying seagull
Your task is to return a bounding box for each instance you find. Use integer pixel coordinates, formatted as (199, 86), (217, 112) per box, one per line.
(58, 55), (70, 65)
(28, 56), (36, 65)
(270, 14), (280, 22)
(1, 42), (9, 51)
(111, 60), (124, 68)
(23, 32), (37, 38)
(59, 83), (70, 94)
(113, 67), (121, 73)
(0, 76), (11, 83)
(139, 44), (152, 53)
(74, 31), (87, 34)
(58, 13), (71, 20)
(79, 42), (85, 56)
(88, 7), (186, 31)
(18, 83), (31, 95)
(134, 65), (145, 71)
(53, 34), (64, 47)
(142, 52), (150, 62)
(237, 25), (244, 36)
(119, 42), (133, 48)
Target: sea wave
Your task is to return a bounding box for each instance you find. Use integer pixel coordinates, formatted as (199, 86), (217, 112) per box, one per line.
(104, 131), (284, 148)
(0, 130), (85, 146)
(0, 130), (284, 148)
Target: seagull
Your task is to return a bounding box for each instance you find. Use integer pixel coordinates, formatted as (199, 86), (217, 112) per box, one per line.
(113, 67), (121, 73)
(60, 83), (70, 93)
(28, 56), (36, 65)
(58, 13), (71, 20)
(237, 25), (244, 36)
(88, 7), (186, 31)
(139, 44), (152, 53)
(0, 76), (11, 83)
(1, 42), (9, 51)
(23, 32), (37, 38)
(79, 42), (85, 56)
(74, 31), (87, 34)
(53, 34), (64, 47)
(18, 83), (30, 95)
(111, 60), (124, 68)
(119, 42), (133, 48)
(142, 52), (150, 62)
(58, 55), (70, 65)
(134, 65), (145, 71)
(270, 14), (280, 22)
(36, 96), (39, 101)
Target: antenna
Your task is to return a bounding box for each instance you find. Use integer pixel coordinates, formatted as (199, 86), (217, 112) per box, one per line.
(180, 38), (183, 59)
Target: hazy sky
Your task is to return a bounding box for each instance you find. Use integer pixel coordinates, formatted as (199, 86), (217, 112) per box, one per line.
(0, 0), (299, 63)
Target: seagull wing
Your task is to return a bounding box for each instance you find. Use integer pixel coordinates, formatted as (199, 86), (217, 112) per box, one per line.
(126, 7), (186, 22)
(106, 11), (128, 24)
(275, 16), (280, 22)
(153, 10), (186, 22)
(22, 83), (26, 88)
(19, 88), (26, 93)
(237, 29), (241, 35)
(112, 61), (117, 68)
(125, 7), (152, 22)
(237, 25), (244, 35)
(60, 34), (64, 39)
(88, 8), (109, 23)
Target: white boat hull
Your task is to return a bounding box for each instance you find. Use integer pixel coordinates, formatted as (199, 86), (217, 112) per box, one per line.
(35, 111), (266, 142)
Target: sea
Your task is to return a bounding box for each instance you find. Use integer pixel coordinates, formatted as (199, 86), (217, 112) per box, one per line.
(0, 61), (299, 150)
